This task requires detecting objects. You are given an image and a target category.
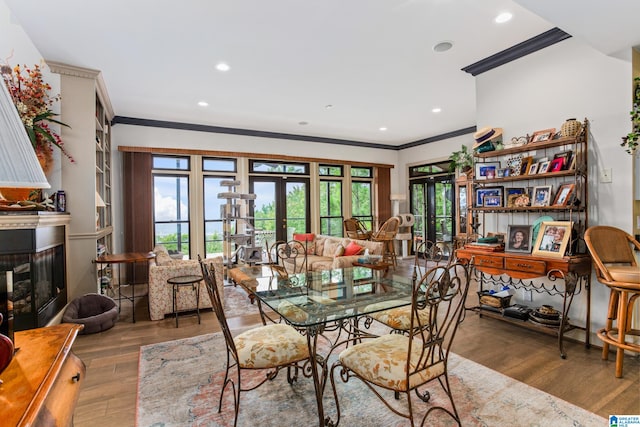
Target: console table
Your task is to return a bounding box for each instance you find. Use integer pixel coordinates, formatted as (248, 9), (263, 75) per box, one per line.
(456, 248), (591, 358)
(0, 323), (85, 426)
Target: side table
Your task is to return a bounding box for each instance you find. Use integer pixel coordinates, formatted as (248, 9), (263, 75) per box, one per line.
(167, 275), (203, 327)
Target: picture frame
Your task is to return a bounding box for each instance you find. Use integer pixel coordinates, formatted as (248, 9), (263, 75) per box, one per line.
(553, 150), (573, 170)
(538, 160), (551, 174)
(532, 221), (573, 258)
(519, 156), (533, 175)
(531, 185), (552, 207)
(506, 156), (523, 176)
(475, 162), (500, 180)
(552, 183), (575, 206)
(505, 187), (528, 207)
(530, 128), (556, 143)
(505, 225), (533, 253)
(483, 195), (502, 207)
(475, 186), (504, 207)
(527, 162), (539, 175)
(549, 157), (564, 172)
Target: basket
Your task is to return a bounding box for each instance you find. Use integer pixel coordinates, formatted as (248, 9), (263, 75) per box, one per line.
(560, 118), (582, 138)
(477, 290), (512, 308)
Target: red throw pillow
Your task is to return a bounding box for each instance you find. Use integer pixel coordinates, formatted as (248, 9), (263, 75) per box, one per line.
(293, 233), (316, 255)
(293, 233), (315, 242)
(343, 241), (364, 256)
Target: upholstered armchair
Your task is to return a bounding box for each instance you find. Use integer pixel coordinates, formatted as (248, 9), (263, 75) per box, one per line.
(147, 245), (222, 321)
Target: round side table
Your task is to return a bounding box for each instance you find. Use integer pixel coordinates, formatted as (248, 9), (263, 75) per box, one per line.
(166, 275), (203, 327)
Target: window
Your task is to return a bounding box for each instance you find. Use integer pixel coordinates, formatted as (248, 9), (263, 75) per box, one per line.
(351, 168), (373, 231)
(153, 173), (190, 257)
(250, 160), (308, 174)
(320, 179), (343, 236)
(203, 157), (237, 258)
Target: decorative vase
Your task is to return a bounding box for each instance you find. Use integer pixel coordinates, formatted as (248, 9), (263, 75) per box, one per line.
(560, 118), (582, 138)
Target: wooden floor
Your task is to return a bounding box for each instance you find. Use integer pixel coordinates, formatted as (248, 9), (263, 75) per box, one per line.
(71, 261), (640, 426)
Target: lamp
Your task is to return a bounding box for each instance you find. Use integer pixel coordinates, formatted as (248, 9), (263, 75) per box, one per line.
(0, 79), (50, 189)
(95, 191), (106, 230)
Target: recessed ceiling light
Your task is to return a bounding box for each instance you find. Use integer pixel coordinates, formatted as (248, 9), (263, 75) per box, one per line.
(298, 121), (308, 125)
(379, 127), (388, 131)
(432, 107), (442, 113)
(216, 62), (230, 72)
(495, 12), (512, 23)
(197, 101), (209, 107)
(433, 41), (453, 53)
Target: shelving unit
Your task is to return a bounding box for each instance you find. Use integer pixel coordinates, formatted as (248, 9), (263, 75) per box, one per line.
(456, 118), (592, 358)
(49, 61), (114, 300)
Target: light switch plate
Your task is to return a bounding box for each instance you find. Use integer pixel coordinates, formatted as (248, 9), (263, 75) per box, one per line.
(600, 168), (612, 183)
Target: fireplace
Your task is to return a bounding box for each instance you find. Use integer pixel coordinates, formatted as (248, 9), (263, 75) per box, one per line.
(0, 214), (68, 333)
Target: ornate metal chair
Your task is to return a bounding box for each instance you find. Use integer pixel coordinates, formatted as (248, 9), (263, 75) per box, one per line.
(343, 218), (372, 240)
(584, 226), (640, 378)
(364, 240), (449, 333)
(371, 217), (400, 268)
(198, 256), (313, 427)
(330, 262), (470, 426)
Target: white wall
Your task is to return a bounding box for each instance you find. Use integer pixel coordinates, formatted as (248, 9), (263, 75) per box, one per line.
(395, 37), (633, 340)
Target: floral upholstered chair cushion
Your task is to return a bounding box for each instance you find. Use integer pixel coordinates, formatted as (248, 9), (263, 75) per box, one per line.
(338, 334), (444, 391)
(234, 323), (309, 369)
(365, 301), (432, 331)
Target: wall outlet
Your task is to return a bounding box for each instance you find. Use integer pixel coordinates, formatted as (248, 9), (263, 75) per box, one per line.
(522, 289), (533, 302)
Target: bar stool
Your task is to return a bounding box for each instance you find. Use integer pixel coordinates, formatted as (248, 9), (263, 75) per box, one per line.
(167, 275), (203, 327)
(584, 226), (640, 378)
(372, 217), (400, 268)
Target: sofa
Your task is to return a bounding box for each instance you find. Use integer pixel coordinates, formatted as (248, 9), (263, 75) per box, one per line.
(147, 245), (223, 321)
(281, 233), (384, 273)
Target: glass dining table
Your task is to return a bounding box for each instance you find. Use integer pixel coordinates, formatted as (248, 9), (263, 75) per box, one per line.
(239, 266), (415, 427)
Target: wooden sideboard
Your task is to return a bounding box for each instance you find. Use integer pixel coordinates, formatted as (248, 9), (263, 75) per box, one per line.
(0, 323), (85, 426)
(456, 248), (591, 358)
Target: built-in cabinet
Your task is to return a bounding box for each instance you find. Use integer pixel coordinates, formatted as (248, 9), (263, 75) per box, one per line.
(48, 62), (114, 300)
(456, 118), (592, 358)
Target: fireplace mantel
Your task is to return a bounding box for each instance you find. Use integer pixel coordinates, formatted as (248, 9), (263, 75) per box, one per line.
(0, 212), (71, 230)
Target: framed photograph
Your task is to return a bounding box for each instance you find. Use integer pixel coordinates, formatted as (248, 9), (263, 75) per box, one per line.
(520, 156), (533, 175)
(530, 128), (556, 143)
(506, 225), (533, 253)
(528, 162), (539, 175)
(553, 151), (573, 170)
(531, 185), (552, 207)
(506, 156), (523, 176)
(475, 162), (500, 180)
(552, 183), (575, 206)
(475, 186), (504, 207)
(532, 221), (573, 258)
(483, 195), (502, 207)
(538, 160), (551, 174)
(497, 168), (506, 178)
(549, 157), (564, 172)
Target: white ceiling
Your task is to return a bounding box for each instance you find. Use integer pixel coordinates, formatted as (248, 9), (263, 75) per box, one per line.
(4, 0), (640, 147)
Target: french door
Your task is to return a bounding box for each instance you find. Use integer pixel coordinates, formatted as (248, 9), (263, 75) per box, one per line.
(410, 175), (454, 257)
(249, 177), (310, 243)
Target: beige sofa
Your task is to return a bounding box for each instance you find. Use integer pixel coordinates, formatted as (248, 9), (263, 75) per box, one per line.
(281, 234), (384, 273)
(147, 245), (222, 321)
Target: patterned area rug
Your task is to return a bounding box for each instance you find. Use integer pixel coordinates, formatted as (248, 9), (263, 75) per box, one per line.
(222, 285), (259, 318)
(136, 332), (605, 427)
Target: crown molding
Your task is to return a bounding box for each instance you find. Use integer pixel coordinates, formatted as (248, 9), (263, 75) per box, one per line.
(462, 27), (572, 76)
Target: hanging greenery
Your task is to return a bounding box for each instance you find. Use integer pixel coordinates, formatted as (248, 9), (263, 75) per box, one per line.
(621, 76), (640, 155)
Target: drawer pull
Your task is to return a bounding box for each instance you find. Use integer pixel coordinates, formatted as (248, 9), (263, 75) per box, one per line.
(71, 373), (81, 383)
(516, 263), (532, 269)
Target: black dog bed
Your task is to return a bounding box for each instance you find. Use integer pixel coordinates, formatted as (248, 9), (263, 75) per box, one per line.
(63, 293), (118, 334)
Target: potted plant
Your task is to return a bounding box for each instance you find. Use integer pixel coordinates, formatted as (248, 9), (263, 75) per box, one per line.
(621, 77), (640, 155)
(448, 144), (473, 173)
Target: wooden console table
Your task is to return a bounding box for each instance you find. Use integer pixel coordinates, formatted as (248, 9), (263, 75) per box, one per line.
(0, 323), (85, 426)
(456, 248), (591, 358)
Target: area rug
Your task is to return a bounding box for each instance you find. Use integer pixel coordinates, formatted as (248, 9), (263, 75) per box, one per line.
(136, 332), (606, 427)
(222, 285), (259, 318)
